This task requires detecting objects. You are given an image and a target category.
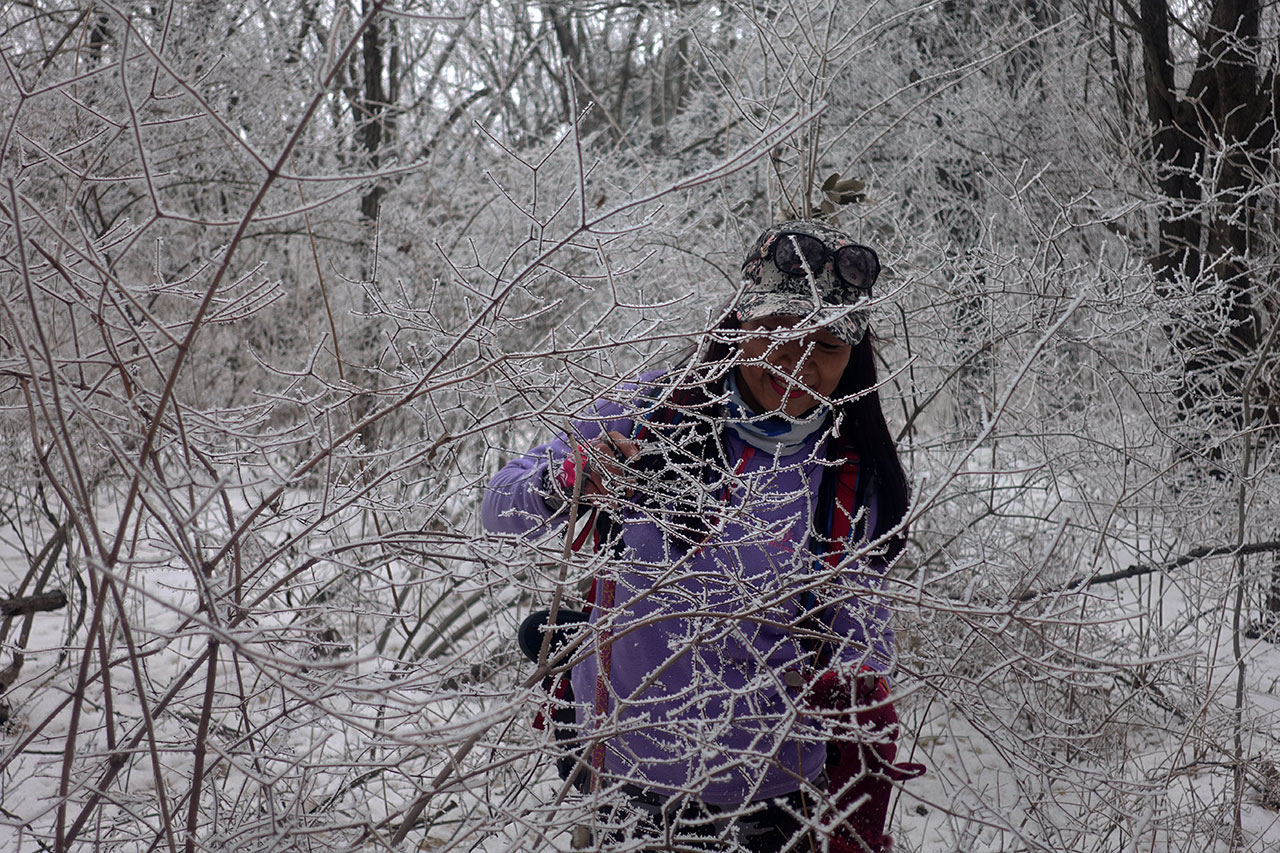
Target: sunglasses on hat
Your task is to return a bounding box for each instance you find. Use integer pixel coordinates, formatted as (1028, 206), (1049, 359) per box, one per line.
(769, 231), (879, 294)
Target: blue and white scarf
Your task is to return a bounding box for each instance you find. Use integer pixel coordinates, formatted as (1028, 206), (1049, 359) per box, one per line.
(723, 369), (833, 456)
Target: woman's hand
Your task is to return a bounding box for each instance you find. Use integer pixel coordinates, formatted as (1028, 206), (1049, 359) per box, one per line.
(563, 430), (640, 498)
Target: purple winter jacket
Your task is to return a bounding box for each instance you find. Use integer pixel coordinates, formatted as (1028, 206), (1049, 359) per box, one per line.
(482, 379), (896, 805)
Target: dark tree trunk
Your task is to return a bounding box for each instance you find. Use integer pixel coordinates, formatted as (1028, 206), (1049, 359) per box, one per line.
(360, 0), (389, 222)
(1132, 0), (1277, 429)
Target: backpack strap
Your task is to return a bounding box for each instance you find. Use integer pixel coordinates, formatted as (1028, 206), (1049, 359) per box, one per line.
(810, 437), (864, 570)
(799, 441), (865, 659)
(823, 455), (862, 568)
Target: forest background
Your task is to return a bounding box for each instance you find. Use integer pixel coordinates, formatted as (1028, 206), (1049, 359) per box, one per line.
(0, 0), (1278, 850)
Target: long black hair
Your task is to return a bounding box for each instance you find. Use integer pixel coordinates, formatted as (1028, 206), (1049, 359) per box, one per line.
(830, 330), (910, 560)
(625, 314), (909, 560)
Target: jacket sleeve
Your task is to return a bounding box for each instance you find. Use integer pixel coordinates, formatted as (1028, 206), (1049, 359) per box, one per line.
(481, 397), (636, 537)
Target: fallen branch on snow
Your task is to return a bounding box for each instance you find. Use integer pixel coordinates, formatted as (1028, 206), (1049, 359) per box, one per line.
(1019, 541), (1280, 602)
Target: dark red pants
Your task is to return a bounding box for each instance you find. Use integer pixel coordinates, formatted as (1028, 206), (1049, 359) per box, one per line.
(820, 674), (925, 852)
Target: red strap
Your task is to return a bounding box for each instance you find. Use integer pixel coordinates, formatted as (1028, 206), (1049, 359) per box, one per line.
(824, 455), (860, 568)
(570, 507), (597, 552)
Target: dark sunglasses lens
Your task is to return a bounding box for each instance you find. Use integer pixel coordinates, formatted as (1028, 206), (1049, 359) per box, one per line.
(834, 245), (880, 291)
(774, 234), (827, 276)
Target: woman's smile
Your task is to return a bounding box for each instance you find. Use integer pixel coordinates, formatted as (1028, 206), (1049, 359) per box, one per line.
(735, 316), (852, 416)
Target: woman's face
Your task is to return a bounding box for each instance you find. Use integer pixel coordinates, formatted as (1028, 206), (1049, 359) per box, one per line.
(735, 316), (852, 417)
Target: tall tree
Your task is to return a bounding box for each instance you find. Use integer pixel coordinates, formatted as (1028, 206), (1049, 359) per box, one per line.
(1126, 0), (1278, 428)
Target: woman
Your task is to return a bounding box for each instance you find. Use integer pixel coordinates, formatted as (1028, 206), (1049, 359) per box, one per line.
(484, 220), (918, 852)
